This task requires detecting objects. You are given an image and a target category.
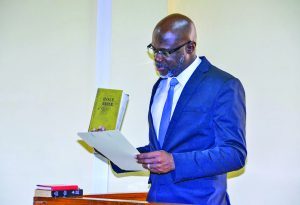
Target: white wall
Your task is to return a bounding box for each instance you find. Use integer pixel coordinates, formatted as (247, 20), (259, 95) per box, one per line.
(169, 0), (300, 204)
(107, 0), (168, 192)
(1, 1), (300, 205)
(0, 1), (98, 205)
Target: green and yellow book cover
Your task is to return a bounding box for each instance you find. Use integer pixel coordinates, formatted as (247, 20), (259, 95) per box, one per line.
(88, 88), (128, 131)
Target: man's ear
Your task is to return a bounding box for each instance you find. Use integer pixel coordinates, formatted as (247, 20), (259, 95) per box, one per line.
(186, 41), (196, 54)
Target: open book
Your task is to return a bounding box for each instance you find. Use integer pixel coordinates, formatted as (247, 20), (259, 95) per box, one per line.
(88, 88), (129, 131)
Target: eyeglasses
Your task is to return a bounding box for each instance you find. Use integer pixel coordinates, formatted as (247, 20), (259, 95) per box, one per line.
(147, 40), (194, 58)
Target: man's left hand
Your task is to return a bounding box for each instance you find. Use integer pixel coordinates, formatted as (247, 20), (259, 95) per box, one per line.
(136, 150), (175, 174)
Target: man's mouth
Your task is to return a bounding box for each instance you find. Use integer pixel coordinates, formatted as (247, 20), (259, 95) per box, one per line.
(156, 66), (165, 71)
(155, 63), (167, 71)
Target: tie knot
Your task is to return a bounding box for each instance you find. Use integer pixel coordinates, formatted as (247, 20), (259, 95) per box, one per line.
(170, 78), (179, 87)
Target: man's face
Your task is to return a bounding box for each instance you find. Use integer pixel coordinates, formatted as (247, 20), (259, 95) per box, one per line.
(151, 33), (187, 78)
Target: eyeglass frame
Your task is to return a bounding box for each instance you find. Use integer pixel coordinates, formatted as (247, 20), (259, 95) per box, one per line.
(147, 40), (195, 57)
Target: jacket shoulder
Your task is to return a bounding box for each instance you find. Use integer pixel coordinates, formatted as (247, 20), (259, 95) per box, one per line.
(208, 65), (238, 82)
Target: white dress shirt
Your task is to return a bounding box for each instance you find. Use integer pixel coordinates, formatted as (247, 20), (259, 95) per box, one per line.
(151, 57), (201, 138)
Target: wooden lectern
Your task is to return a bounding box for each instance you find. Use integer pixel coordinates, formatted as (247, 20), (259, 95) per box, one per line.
(33, 192), (171, 205)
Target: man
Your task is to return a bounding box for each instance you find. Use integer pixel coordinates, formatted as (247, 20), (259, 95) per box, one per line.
(135, 13), (247, 204)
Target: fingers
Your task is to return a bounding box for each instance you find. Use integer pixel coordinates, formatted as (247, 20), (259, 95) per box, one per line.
(142, 163), (148, 170)
(136, 151), (159, 164)
(98, 126), (106, 131)
(91, 126), (106, 132)
(136, 151), (161, 160)
(136, 150), (175, 174)
(141, 163), (155, 172)
(137, 157), (158, 164)
(142, 162), (167, 174)
(137, 152), (159, 171)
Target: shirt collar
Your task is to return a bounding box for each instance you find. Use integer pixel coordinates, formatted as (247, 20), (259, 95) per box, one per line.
(175, 56), (201, 87)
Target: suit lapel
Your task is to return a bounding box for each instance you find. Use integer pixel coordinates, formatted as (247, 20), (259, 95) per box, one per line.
(148, 78), (162, 150)
(162, 57), (211, 149)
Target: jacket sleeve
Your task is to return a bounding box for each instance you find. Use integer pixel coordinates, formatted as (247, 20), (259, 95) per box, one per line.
(171, 78), (247, 183)
(137, 144), (151, 153)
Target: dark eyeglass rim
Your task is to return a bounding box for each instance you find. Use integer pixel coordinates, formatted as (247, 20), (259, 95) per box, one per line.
(147, 40), (195, 56)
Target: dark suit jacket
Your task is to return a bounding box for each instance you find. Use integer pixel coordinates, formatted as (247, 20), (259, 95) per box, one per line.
(138, 56), (247, 204)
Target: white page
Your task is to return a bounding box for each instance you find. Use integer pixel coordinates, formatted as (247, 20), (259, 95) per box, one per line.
(77, 130), (144, 171)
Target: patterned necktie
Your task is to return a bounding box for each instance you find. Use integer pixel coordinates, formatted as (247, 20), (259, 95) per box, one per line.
(158, 78), (179, 147)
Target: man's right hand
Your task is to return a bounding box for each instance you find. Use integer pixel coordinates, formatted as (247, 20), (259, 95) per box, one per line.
(91, 126), (106, 132)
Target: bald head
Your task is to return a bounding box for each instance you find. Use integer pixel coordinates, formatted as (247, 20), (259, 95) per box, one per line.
(153, 13), (197, 47)
(150, 14), (198, 77)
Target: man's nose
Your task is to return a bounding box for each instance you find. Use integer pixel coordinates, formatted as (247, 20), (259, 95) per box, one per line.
(154, 53), (164, 62)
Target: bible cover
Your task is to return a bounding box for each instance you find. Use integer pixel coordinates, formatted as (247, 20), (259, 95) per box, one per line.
(34, 189), (83, 197)
(36, 184), (79, 191)
(88, 88), (129, 131)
